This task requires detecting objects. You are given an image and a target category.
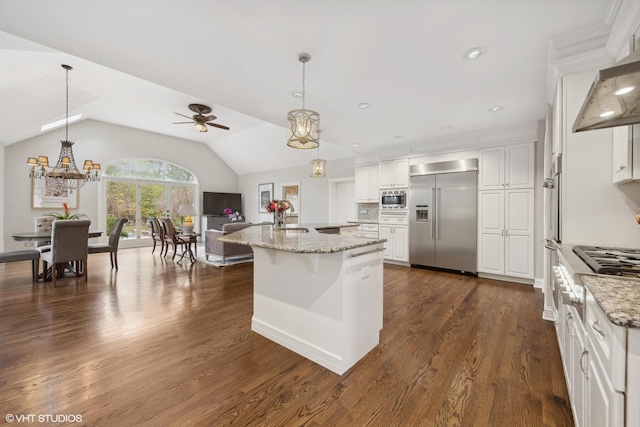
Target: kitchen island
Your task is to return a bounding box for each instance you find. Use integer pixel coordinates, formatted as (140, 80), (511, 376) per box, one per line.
(218, 224), (386, 374)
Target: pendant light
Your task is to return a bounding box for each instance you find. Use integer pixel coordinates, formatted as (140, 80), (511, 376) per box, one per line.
(309, 130), (326, 178)
(287, 53), (320, 149)
(27, 64), (100, 192)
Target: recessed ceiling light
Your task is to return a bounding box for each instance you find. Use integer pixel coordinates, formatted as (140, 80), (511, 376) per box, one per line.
(463, 47), (486, 60)
(292, 91), (303, 98)
(487, 106), (503, 112)
(41, 113), (83, 132)
(357, 103), (370, 109)
(615, 87), (634, 95)
(440, 125), (452, 130)
(600, 111), (615, 118)
(352, 143), (359, 147)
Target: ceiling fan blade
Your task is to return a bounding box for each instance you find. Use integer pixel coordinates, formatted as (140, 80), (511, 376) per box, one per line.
(172, 122), (193, 124)
(203, 115), (217, 121)
(208, 123), (230, 130)
(174, 112), (194, 120)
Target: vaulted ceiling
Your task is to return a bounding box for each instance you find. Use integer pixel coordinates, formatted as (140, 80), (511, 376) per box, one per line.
(0, 0), (611, 174)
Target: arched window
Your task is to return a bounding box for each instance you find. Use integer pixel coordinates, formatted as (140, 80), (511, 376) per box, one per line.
(102, 159), (198, 247)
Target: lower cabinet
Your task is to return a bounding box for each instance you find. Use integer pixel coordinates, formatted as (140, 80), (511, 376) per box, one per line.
(379, 225), (408, 262)
(358, 223), (379, 239)
(478, 189), (534, 278)
(558, 291), (635, 427)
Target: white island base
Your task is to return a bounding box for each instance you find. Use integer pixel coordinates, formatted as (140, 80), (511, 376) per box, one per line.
(251, 243), (384, 375)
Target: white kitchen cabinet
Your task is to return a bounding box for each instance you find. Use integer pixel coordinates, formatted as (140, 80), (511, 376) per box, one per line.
(479, 143), (535, 190)
(478, 189), (533, 278)
(355, 166), (380, 202)
(379, 159), (409, 189)
(358, 223), (379, 238)
(611, 125), (640, 184)
(379, 224), (408, 262)
(587, 338), (625, 427)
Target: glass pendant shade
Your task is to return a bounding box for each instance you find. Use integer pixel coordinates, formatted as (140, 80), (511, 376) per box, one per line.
(309, 158), (327, 177)
(194, 122), (207, 132)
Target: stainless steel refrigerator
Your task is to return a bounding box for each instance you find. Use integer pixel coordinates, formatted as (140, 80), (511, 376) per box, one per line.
(409, 159), (478, 273)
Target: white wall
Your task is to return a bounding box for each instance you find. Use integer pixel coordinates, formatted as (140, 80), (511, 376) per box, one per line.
(0, 143), (4, 251)
(238, 157), (355, 224)
(562, 71), (640, 246)
(4, 120), (238, 250)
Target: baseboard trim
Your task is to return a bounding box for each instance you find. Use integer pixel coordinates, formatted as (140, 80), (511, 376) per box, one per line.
(252, 317), (347, 375)
(478, 272), (534, 285)
(534, 278), (544, 289)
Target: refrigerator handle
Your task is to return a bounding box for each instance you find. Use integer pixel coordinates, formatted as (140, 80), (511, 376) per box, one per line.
(431, 187), (435, 240)
(436, 188), (441, 240)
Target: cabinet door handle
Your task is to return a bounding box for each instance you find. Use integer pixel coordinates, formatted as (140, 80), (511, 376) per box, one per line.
(618, 165), (627, 171)
(591, 319), (606, 337)
(580, 349), (589, 379)
(566, 312), (574, 336)
(506, 229), (509, 237)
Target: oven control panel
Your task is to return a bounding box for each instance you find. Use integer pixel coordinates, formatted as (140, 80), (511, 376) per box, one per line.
(554, 264), (584, 314)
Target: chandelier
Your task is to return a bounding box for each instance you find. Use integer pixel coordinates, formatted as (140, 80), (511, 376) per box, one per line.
(309, 130), (326, 178)
(287, 53), (320, 149)
(27, 64), (100, 192)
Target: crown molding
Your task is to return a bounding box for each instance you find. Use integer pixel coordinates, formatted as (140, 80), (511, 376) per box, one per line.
(353, 122), (539, 164)
(606, 0), (640, 59)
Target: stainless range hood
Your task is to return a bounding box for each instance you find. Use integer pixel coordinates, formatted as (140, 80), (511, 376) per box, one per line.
(573, 49), (640, 132)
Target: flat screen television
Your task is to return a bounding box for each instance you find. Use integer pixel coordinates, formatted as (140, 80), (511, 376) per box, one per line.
(202, 192), (242, 216)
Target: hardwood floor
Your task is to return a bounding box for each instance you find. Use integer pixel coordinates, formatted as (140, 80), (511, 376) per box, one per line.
(0, 247), (573, 426)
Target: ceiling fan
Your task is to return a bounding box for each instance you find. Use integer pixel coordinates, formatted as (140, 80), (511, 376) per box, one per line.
(173, 104), (230, 132)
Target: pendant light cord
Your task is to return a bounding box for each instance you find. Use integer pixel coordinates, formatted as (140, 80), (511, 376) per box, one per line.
(302, 60), (306, 110)
(65, 66), (69, 142)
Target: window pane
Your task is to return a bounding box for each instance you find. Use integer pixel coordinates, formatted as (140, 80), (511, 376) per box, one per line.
(105, 181), (137, 239)
(141, 183), (168, 238)
(103, 159), (195, 183)
(171, 185), (195, 226)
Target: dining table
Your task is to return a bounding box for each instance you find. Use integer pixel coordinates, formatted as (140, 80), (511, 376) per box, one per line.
(11, 230), (103, 281)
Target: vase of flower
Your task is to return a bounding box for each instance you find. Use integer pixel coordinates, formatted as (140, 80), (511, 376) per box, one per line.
(265, 199), (294, 231)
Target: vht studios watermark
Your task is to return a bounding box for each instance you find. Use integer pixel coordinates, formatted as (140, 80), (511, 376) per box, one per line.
(5, 413), (83, 423)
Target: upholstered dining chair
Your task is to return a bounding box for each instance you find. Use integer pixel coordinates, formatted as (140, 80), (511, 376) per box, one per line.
(148, 217), (165, 254)
(88, 217), (128, 270)
(40, 219), (91, 287)
(161, 218), (186, 260)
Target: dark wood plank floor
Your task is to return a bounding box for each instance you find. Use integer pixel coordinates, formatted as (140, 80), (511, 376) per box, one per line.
(0, 247), (573, 426)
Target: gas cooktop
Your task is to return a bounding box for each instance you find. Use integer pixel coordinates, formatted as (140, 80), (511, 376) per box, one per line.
(573, 245), (640, 277)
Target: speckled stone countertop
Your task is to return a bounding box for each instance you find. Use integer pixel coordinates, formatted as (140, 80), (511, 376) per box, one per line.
(218, 224), (386, 254)
(347, 220), (379, 225)
(581, 275), (640, 328)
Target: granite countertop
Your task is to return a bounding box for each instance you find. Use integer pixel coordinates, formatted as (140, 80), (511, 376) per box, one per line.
(218, 224), (386, 254)
(581, 275), (640, 328)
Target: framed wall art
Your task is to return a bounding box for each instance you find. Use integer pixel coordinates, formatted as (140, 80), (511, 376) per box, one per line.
(32, 177), (79, 209)
(258, 182), (273, 213)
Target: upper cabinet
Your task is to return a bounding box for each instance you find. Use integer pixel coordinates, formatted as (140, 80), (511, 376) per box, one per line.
(379, 159), (409, 189)
(355, 166), (380, 203)
(479, 143), (535, 190)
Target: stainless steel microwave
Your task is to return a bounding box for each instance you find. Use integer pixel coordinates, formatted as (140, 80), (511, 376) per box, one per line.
(380, 190), (407, 209)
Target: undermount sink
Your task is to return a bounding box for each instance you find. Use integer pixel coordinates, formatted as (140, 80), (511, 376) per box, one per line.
(283, 228), (309, 233)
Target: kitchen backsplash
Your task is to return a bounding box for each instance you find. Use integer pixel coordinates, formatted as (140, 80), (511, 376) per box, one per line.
(358, 203), (379, 221)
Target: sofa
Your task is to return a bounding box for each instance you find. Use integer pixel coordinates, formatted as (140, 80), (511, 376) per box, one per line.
(204, 222), (268, 264)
